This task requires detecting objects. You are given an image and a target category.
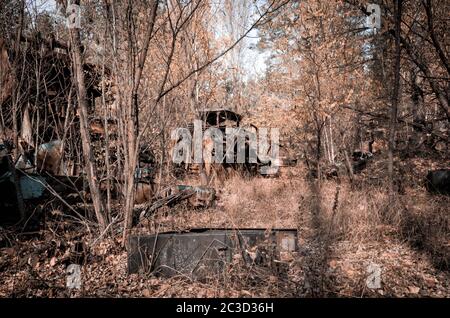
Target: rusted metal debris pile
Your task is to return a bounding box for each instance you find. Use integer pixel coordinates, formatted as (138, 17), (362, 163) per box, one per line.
(1, 107), (297, 225)
(139, 185), (216, 220)
(1, 33), (297, 218)
(172, 108), (297, 179)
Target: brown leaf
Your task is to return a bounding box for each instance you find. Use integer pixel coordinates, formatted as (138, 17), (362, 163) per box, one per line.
(50, 257), (57, 267)
(328, 259), (338, 269)
(408, 286), (420, 294)
(142, 289), (151, 297)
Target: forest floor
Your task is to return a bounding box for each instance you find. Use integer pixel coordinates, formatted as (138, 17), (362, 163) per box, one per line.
(0, 163), (449, 297)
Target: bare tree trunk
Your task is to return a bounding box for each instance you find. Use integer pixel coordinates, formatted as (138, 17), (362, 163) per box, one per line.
(66, 2), (108, 231)
(157, 95), (166, 194)
(102, 57), (112, 220)
(388, 0), (402, 197)
(10, 0), (26, 221)
(408, 68), (423, 152)
(133, 0), (159, 133)
(344, 149), (354, 184)
(324, 125), (330, 164)
(122, 0), (159, 246)
(329, 116), (335, 164)
(12, 0), (25, 160)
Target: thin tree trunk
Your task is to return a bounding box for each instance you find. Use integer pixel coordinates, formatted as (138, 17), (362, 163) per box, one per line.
(388, 0), (402, 197)
(102, 56), (112, 221)
(133, 0), (159, 133)
(122, 0), (159, 246)
(12, 0), (25, 160)
(66, 1), (108, 231)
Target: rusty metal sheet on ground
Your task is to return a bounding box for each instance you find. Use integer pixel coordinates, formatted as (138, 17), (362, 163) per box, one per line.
(127, 229), (297, 278)
(19, 175), (47, 199)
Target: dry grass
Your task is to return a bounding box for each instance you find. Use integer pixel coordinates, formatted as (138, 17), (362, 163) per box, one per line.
(148, 165), (449, 268)
(219, 174), (300, 229)
(399, 191), (450, 270)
